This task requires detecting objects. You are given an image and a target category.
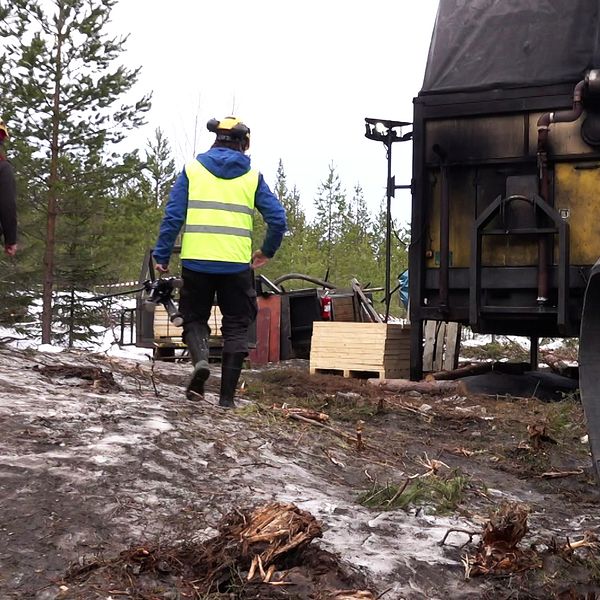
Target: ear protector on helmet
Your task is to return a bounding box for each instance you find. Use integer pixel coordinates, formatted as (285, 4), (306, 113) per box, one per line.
(207, 116), (250, 144)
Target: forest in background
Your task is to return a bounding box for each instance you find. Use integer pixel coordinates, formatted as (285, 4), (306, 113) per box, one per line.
(0, 0), (408, 346)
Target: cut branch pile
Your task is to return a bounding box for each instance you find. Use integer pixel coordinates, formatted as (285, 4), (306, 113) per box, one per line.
(238, 502), (323, 582)
(463, 501), (540, 578)
(35, 364), (121, 393)
(460, 502), (600, 584)
(62, 502), (334, 597)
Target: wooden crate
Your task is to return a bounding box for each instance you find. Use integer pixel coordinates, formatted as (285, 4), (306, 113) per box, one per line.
(331, 295), (357, 321)
(309, 322), (410, 379)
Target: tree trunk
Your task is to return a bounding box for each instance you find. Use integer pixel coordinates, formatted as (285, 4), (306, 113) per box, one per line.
(41, 191), (58, 344)
(367, 378), (460, 394)
(68, 288), (75, 348)
(41, 15), (64, 344)
(425, 362), (493, 381)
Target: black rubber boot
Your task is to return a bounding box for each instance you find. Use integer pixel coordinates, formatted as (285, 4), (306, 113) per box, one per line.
(184, 322), (210, 400)
(219, 352), (245, 408)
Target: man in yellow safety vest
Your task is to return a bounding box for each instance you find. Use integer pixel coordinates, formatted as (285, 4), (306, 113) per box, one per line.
(153, 117), (287, 407)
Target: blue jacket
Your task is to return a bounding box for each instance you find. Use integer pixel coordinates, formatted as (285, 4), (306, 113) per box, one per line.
(153, 147), (287, 274)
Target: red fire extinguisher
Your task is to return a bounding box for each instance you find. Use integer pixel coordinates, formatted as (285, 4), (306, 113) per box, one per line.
(320, 294), (332, 320)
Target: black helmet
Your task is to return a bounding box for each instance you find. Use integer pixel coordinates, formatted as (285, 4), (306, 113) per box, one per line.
(207, 116), (250, 147)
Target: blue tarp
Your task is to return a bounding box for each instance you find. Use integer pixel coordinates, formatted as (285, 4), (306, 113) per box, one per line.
(398, 270), (409, 309)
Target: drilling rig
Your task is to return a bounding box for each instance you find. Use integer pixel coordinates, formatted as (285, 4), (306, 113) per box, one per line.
(410, 0), (600, 475)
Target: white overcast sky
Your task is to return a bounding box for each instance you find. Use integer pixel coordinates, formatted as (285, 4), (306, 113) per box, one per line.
(112, 1), (440, 226)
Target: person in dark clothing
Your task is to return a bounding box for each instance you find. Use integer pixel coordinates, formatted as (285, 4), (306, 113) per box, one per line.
(153, 116), (287, 408)
(0, 121), (17, 257)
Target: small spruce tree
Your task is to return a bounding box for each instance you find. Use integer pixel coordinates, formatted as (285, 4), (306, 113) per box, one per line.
(0, 0), (151, 343)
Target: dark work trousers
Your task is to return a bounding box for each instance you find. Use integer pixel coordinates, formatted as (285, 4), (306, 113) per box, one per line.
(178, 267), (258, 355)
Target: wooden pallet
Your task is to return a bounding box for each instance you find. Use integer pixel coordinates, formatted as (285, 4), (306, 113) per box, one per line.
(309, 367), (407, 380)
(309, 322), (410, 379)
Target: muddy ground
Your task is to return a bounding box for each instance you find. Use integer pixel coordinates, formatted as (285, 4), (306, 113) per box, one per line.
(0, 344), (599, 599)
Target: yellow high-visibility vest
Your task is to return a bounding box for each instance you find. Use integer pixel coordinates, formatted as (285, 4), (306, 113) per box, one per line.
(181, 160), (259, 263)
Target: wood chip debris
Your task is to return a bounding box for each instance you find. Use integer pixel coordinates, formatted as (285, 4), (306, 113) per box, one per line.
(540, 468), (584, 479)
(451, 447), (476, 457)
(323, 448), (346, 468)
(277, 405), (330, 423)
(527, 423), (557, 448)
(413, 453), (449, 478)
(328, 591), (376, 599)
(559, 530), (600, 554)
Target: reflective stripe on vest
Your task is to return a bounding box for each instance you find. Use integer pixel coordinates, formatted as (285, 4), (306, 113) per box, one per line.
(181, 160), (259, 263)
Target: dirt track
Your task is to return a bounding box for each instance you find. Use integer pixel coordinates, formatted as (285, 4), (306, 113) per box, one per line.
(0, 346), (599, 599)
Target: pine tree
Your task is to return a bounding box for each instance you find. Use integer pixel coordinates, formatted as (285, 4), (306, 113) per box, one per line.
(333, 183), (376, 285)
(144, 128), (176, 208)
(349, 183), (372, 238)
(273, 160), (288, 205)
(109, 132), (176, 283)
(253, 160), (323, 283)
(313, 162), (346, 275)
(0, 0), (151, 343)
(273, 160), (306, 235)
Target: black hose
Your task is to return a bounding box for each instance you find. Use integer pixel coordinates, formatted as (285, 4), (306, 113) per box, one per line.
(272, 273), (337, 289)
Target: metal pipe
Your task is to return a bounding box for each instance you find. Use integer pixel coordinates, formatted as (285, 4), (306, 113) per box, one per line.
(384, 130), (394, 322)
(530, 336), (539, 371)
(541, 80), (585, 126)
(535, 80), (585, 304)
(536, 123), (551, 304)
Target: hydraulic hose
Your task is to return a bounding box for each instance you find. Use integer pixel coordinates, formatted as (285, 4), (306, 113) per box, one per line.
(272, 273), (337, 290)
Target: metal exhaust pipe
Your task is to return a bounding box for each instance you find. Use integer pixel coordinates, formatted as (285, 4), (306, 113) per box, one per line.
(536, 80), (585, 305)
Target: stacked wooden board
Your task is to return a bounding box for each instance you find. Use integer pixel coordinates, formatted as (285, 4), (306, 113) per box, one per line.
(309, 322), (410, 379)
(154, 305), (223, 342)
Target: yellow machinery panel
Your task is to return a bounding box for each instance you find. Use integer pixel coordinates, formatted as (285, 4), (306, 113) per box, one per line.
(426, 166), (541, 269)
(554, 162), (600, 265)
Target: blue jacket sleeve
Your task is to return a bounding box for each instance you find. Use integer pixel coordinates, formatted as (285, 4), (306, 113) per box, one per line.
(254, 174), (287, 258)
(153, 169), (188, 265)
